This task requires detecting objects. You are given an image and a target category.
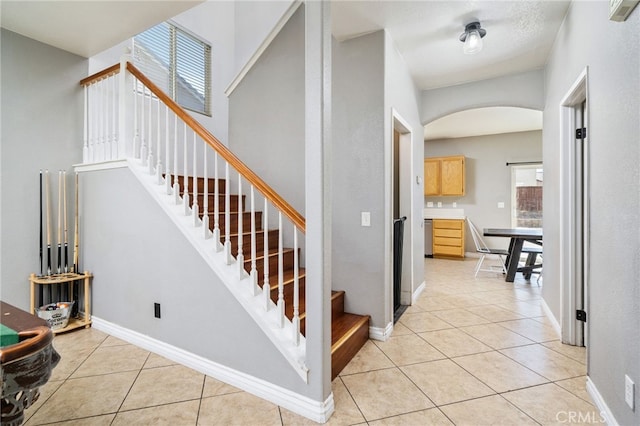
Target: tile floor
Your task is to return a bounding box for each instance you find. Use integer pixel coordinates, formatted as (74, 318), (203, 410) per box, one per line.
(23, 258), (602, 425)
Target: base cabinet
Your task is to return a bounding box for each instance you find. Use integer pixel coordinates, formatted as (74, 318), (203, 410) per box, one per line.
(432, 219), (465, 258)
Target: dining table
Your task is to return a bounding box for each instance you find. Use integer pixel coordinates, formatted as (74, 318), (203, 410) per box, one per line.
(483, 227), (543, 282)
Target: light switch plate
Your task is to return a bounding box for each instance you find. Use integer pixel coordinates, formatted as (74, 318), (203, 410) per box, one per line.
(437, 202), (442, 208)
(361, 212), (371, 227)
(427, 202), (434, 208)
(497, 202), (505, 209)
(625, 375), (635, 410)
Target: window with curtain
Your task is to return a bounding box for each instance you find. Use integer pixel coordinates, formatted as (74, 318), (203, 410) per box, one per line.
(133, 21), (211, 116)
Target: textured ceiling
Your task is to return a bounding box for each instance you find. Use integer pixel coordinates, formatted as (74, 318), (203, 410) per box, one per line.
(332, 0), (571, 90)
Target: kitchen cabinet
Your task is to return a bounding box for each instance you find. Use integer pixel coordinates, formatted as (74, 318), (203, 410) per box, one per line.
(432, 219), (465, 258)
(424, 155), (465, 196)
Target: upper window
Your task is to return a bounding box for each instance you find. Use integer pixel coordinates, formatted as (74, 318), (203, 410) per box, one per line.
(133, 21), (211, 116)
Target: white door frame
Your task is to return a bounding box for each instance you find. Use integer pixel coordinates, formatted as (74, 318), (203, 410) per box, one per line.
(559, 67), (589, 346)
(390, 109), (414, 310)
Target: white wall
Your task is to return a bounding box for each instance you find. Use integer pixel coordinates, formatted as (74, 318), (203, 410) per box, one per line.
(425, 131), (542, 252)
(81, 166), (312, 396)
(0, 29), (87, 309)
(421, 69), (544, 125)
(331, 31), (386, 326)
(384, 32), (425, 313)
(543, 2), (639, 424)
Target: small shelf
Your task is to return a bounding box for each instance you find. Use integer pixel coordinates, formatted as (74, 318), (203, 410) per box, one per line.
(29, 272), (93, 334)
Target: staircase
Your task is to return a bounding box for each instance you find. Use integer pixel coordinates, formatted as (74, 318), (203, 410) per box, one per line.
(174, 174), (370, 379)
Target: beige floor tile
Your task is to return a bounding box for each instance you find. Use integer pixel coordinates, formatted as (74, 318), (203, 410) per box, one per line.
(432, 308), (491, 327)
(500, 318), (560, 342)
(453, 351), (548, 393)
(413, 296), (457, 312)
(440, 394), (538, 426)
(27, 371), (138, 424)
(41, 414), (116, 425)
(503, 383), (604, 425)
(23, 380), (64, 423)
(471, 290), (521, 305)
(70, 344), (149, 378)
(281, 379), (365, 426)
(99, 335), (129, 347)
(120, 364), (204, 410)
(542, 340), (587, 364)
(52, 328), (108, 353)
(459, 323), (535, 349)
(389, 322), (412, 336)
(49, 347), (94, 381)
(419, 328), (493, 358)
(500, 344), (586, 381)
(202, 376), (242, 397)
(373, 334), (445, 366)
(368, 407), (453, 425)
(143, 352), (177, 369)
(497, 301), (545, 318)
(441, 294), (489, 308)
(341, 368), (433, 421)
(197, 392), (281, 425)
(402, 359), (494, 405)
(339, 340), (394, 376)
(555, 376), (595, 405)
(113, 400), (199, 425)
(466, 304), (526, 322)
(398, 311), (454, 333)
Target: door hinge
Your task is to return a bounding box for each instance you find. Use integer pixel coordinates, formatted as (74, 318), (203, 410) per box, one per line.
(576, 127), (587, 139)
(576, 309), (587, 322)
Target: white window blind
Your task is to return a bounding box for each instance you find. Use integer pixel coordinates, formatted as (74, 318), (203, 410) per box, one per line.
(133, 21), (211, 116)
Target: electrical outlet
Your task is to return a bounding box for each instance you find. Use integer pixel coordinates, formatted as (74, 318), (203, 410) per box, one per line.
(427, 202), (434, 208)
(154, 303), (161, 319)
(361, 212), (371, 227)
(437, 202), (442, 208)
(497, 202), (505, 209)
(625, 375), (635, 410)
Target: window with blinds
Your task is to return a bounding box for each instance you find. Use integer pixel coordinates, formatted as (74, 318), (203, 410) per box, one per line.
(133, 21), (211, 116)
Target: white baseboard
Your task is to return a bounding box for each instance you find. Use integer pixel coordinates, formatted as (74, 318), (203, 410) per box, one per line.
(586, 377), (619, 426)
(540, 298), (562, 337)
(92, 317), (334, 423)
(369, 321), (393, 342)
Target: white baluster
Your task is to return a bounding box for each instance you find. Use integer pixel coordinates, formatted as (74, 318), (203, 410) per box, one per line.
(140, 85), (147, 166)
(203, 146), (210, 239)
(224, 163), (232, 264)
(118, 56), (126, 159)
(89, 84), (95, 162)
(263, 201), (271, 311)
(100, 80), (106, 161)
(192, 132), (199, 226)
(147, 91), (154, 174)
(277, 213), (284, 327)
(237, 176), (244, 278)
(156, 97), (163, 184)
(213, 152), (221, 247)
(165, 106), (172, 194)
(250, 186), (258, 295)
(183, 123), (190, 216)
(112, 75), (117, 159)
(173, 114), (180, 205)
(133, 78), (139, 159)
(292, 227), (300, 345)
(83, 85), (88, 162)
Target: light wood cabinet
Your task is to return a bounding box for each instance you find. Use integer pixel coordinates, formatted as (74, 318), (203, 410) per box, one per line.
(424, 155), (465, 196)
(432, 219), (465, 258)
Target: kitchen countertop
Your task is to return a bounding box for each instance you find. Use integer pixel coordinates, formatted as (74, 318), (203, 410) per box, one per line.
(423, 208), (465, 220)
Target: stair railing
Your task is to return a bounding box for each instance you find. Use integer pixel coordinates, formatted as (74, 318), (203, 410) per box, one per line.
(80, 58), (307, 376)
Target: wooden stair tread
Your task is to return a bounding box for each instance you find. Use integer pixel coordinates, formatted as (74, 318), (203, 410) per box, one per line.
(331, 313), (370, 347)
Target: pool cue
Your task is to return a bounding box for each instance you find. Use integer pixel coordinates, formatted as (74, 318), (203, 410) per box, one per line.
(72, 172), (79, 316)
(57, 171), (63, 276)
(39, 170), (44, 305)
(45, 171), (52, 303)
(63, 170), (69, 274)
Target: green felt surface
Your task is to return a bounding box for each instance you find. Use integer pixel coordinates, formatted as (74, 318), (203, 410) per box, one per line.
(0, 323), (19, 347)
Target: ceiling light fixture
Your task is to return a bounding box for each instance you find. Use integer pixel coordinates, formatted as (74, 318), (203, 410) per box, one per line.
(459, 22), (487, 55)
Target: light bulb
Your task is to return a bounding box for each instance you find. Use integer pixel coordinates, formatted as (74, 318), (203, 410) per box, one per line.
(463, 29), (483, 54)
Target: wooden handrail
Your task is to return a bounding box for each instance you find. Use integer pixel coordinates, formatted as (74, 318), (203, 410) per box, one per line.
(79, 64), (121, 86)
(82, 62), (305, 233)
